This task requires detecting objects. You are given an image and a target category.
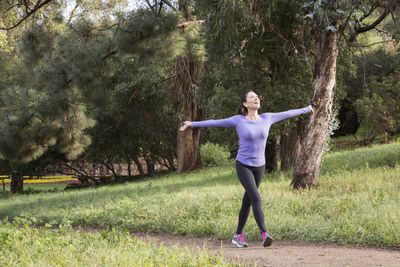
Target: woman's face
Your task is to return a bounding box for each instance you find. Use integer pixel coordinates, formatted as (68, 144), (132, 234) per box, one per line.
(244, 91), (261, 110)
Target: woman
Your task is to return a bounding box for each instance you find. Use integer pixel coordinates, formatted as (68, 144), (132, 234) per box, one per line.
(179, 90), (313, 248)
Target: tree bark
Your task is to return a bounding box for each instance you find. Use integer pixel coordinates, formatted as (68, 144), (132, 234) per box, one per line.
(292, 29), (338, 189)
(145, 157), (155, 176)
(175, 56), (203, 172)
(177, 127), (201, 172)
(265, 135), (277, 173)
(132, 156), (144, 177)
(127, 158), (132, 178)
(280, 127), (301, 171)
(167, 153), (176, 171)
(10, 170), (23, 193)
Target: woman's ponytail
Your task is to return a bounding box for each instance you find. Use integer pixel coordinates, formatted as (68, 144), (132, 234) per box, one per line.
(237, 104), (248, 115)
(236, 90), (253, 115)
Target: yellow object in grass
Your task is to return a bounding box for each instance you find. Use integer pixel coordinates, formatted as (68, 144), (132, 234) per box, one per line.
(1, 175), (77, 184)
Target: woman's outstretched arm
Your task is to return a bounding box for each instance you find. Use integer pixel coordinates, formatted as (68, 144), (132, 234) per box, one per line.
(268, 105), (313, 125)
(179, 115), (239, 131)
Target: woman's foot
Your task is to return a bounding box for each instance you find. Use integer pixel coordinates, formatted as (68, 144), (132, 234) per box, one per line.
(261, 231), (273, 247)
(232, 233), (248, 248)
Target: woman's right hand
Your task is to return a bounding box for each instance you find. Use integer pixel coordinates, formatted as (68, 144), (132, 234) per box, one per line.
(179, 121), (192, 131)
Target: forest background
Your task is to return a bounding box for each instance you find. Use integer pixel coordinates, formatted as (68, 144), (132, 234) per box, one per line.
(1, 0), (399, 189)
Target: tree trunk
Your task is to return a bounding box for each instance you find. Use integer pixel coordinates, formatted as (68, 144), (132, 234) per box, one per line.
(10, 170), (23, 193)
(132, 156), (144, 177)
(292, 29), (338, 189)
(177, 127), (201, 172)
(280, 127), (301, 171)
(145, 157), (155, 176)
(127, 158), (132, 178)
(167, 153), (176, 171)
(265, 135), (277, 173)
(174, 56), (203, 172)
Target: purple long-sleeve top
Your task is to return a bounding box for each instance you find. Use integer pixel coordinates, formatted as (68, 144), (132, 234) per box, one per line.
(192, 105), (312, 167)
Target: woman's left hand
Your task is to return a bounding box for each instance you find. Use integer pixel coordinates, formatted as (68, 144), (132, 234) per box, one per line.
(179, 121), (192, 131)
(309, 104), (314, 114)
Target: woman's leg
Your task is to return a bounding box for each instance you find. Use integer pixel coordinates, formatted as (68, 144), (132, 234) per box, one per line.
(235, 161), (266, 233)
(236, 191), (251, 234)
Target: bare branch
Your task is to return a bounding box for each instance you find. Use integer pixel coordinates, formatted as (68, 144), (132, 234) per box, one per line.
(354, 7), (390, 35)
(4, 3), (23, 12)
(160, 0), (177, 12)
(101, 50), (117, 61)
(351, 40), (392, 48)
(374, 27), (392, 37)
(1, 0), (53, 31)
(67, 2), (80, 25)
(358, 5), (377, 23)
(145, 0), (156, 14)
(22, 0), (32, 12)
(339, 10), (354, 41)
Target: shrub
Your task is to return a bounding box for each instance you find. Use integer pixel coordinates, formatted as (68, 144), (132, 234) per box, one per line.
(200, 142), (230, 167)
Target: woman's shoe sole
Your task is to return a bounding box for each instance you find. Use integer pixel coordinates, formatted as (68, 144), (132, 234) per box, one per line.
(232, 239), (248, 248)
(263, 236), (273, 247)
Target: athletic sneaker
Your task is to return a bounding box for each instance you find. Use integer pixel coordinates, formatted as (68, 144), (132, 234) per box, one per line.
(261, 231), (273, 247)
(231, 233), (248, 248)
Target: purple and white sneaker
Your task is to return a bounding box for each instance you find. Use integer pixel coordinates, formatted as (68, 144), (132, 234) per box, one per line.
(231, 233), (248, 248)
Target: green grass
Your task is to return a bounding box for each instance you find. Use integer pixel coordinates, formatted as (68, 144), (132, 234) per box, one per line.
(1, 184), (66, 199)
(1, 143), (400, 247)
(321, 142), (400, 174)
(0, 219), (235, 267)
(2, 183), (67, 192)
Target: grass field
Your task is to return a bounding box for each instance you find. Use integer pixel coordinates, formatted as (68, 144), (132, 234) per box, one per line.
(1, 183), (68, 193)
(1, 143), (399, 248)
(0, 220), (234, 267)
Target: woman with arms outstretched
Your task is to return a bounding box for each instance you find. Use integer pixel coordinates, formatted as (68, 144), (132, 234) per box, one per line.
(180, 90), (313, 248)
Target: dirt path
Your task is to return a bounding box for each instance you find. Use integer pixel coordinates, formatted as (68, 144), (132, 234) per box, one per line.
(133, 233), (400, 267)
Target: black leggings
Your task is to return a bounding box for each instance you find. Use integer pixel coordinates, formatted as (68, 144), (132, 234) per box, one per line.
(235, 160), (267, 234)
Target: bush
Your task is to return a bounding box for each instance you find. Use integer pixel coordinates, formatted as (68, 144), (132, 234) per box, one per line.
(200, 142), (230, 167)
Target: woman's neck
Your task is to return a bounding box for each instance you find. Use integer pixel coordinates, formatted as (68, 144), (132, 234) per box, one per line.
(246, 109), (259, 120)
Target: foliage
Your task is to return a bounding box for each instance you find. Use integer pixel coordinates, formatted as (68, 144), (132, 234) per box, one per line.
(200, 142), (230, 167)
(1, 143), (400, 247)
(0, 8), (181, 170)
(337, 46), (400, 140)
(195, 0), (317, 153)
(355, 71), (400, 139)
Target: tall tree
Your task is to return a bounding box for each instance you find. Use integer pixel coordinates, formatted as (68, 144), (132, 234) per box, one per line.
(0, 7), (179, 167)
(292, 0), (399, 188)
(174, 22), (206, 172)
